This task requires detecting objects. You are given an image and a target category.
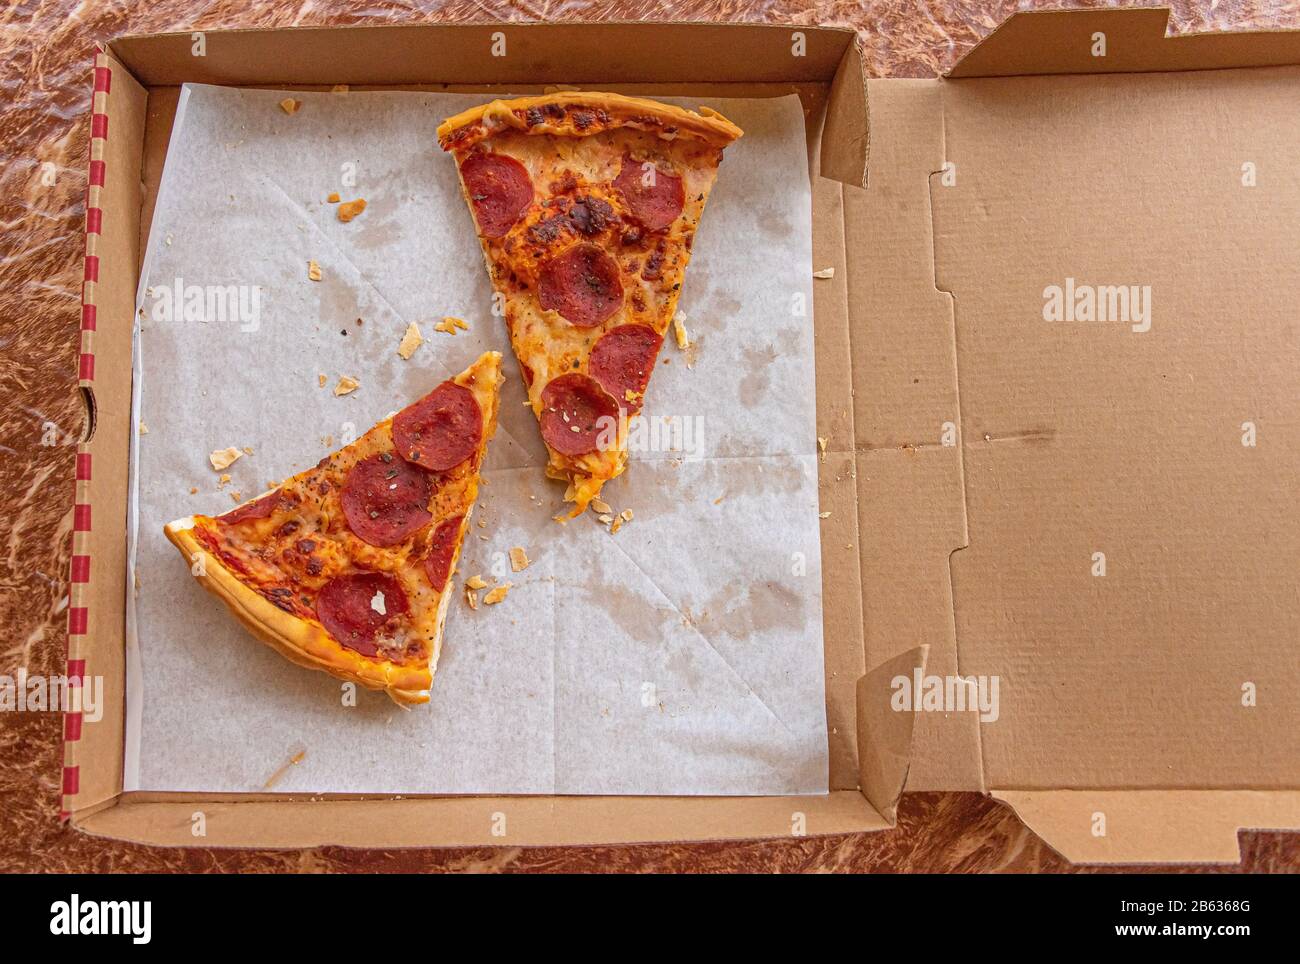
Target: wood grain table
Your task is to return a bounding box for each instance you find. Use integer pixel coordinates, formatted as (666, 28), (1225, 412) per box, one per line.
(2, 0), (1296, 873)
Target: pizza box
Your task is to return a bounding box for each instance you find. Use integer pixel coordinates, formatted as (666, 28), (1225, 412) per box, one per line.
(64, 8), (1300, 861)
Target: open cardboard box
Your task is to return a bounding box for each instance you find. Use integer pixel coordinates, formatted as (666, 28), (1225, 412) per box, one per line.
(65, 8), (1300, 862)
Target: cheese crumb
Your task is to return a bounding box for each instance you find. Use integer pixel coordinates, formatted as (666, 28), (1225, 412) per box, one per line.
(813, 267), (835, 279)
(327, 192), (340, 203)
(337, 198), (367, 223)
(334, 375), (360, 396)
(307, 260), (322, 282)
(509, 546), (530, 572)
(672, 314), (690, 350)
(219, 473), (231, 486)
(434, 316), (469, 335)
(465, 574), (487, 590)
(279, 98), (301, 115)
(209, 447), (243, 471)
(397, 322), (423, 360)
(370, 590), (387, 616)
(483, 583), (512, 605)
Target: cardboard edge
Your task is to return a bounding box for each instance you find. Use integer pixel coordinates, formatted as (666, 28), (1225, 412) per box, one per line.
(73, 791), (890, 848)
(993, 790), (1300, 865)
(948, 7), (1300, 79)
(820, 39), (869, 187)
(856, 646), (929, 823)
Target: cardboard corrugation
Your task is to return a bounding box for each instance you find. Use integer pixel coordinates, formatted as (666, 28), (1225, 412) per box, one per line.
(65, 10), (1300, 861)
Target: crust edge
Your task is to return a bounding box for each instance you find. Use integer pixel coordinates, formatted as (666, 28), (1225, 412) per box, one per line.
(437, 91), (743, 150)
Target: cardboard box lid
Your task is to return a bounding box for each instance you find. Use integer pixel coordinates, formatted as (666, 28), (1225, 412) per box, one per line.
(847, 7), (1300, 860)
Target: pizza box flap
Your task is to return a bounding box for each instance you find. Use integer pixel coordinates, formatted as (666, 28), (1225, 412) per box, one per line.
(947, 7), (1300, 79)
(845, 7), (1300, 860)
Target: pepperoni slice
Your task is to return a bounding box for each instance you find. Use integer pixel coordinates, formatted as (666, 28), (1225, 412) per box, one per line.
(392, 382), (483, 472)
(460, 152), (533, 238)
(538, 243), (624, 328)
(220, 491), (279, 526)
(588, 324), (663, 414)
(613, 156), (685, 232)
(315, 571), (409, 658)
(539, 373), (621, 457)
(423, 516), (464, 592)
(340, 454), (433, 547)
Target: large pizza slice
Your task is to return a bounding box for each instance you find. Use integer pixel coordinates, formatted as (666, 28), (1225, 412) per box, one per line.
(164, 351), (503, 706)
(437, 92), (742, 518)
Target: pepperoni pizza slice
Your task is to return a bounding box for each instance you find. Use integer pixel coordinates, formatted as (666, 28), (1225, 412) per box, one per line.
(163, 351), (504, 706)
(438, 92), (742, 517)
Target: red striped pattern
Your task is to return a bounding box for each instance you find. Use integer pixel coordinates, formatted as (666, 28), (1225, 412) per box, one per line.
(65, 50), (112, 823)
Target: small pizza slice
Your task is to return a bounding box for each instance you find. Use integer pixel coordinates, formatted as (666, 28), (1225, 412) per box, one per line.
(164, 351), (503, 706)
(438, 92), (742, 518)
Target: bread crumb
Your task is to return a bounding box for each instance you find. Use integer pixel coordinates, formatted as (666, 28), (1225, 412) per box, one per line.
(138, 421), (148, 435)
(672, 313), (690, 350)
(337, 198), (367, 222)
(279, 98), (301, 115)
(209, 447), (242, 471)
(327, 192), (340, 203)
(334, 374), (360, 396)
(813, 267), (835, 279)
(591, 498), (612, 515)
(509, 546), (530, 572)
(434, 316), (469, 336)
(397, 322), (423, 360)
(318, 373), (327, 388)
(483, 583), (512, 605)
(465, 574), (487, 591)
(307, 260), (322, 282)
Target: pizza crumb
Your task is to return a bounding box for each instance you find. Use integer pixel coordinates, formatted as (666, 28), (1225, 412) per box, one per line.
(817, 436), (828, 461)
(279, 98), (301, 115)
(434, 316), (469, 335)
(337, 198), (367, 222)
(397, 322), (423, 360)
(591, 498), (612, 515)
(189, 486), (198, 495)
(610, 517), (623, 534)
(230, 491), (242, 502)
(713, 495), (724, 505)
(509, 546), (530, 572)
(318, 373), (327, 388)
(813, 266), (835, 279)
(334, 375), (360, 396)
(483, 583), (512, 606)
(597, 513), (614, 525)
(242, 446), (254, 456)
(819, 511), (831, 519)
(327, 192), (340, 203)
(218, 473), (231, 486)
(620, 509), (634, 522)
(465, 574), (487, 590)
(477, 517), (487, 528)
(307, 259), (322, 282)
(465, 587), (480, 610)
(263, 745), (307, 789)
(209, 447), (243, 471)
(331, 84), (349, 94)
(138, 421), (148, 435)
(672, 313), (690, 350)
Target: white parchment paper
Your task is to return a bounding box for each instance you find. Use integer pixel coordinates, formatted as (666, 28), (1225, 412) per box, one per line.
(126, 85), (826, 795)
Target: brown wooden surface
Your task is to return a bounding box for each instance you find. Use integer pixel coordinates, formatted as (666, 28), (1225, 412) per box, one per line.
(2, 0), (1297, 873)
